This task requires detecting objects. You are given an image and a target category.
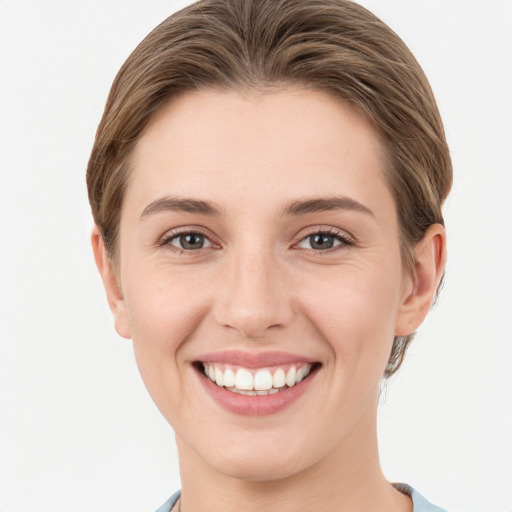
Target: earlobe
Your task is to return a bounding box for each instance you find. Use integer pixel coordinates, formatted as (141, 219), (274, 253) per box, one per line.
(91, 226), (132, 339)
(395, 223), (447, 337)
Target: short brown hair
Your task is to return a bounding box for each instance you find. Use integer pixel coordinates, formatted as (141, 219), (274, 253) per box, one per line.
(87, 0), (452, 377)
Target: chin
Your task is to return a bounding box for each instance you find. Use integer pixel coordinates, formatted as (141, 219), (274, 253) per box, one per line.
(198, 435), (319, 483)
(214, 456), (303, 482)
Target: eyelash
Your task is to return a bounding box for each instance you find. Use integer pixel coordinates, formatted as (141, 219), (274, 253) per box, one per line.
(158, 228), (354, 254)
(296, 228), (354, 252)
(157, 228), (215, 254)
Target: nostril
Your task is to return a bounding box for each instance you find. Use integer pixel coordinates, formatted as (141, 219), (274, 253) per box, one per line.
(224, 324), (279, 340)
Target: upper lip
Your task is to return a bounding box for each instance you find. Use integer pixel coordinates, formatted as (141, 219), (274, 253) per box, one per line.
(195, 350), (318, 368)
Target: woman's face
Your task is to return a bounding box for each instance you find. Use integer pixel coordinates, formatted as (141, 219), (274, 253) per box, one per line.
(110, 88), (415, 480)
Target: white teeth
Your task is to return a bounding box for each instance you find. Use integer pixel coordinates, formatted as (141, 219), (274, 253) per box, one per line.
(285, 366), (296, 387)
(202, 362), (314, 394)
(223, 368), (235, 387)
(237, 389), (257, 396)
(273, 368), (286, 388)
(235, 368), (254, 390)
(214, 367), (224, 386)
(254, 369), (273, 390)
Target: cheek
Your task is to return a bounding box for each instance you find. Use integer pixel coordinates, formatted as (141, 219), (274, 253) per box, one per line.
(124, 259), (212, 339)
(121, 266), (211, 405)
(299, 262), (402, 371)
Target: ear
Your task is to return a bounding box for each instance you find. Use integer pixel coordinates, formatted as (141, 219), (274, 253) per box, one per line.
(91, 225), (132, 339)
(395, 223), (447, 337)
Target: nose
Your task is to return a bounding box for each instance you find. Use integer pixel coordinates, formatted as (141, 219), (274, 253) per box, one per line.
(213, 249), (294, 339)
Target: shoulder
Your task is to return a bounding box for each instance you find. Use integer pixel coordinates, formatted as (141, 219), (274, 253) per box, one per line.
(154, 490), (181, 512)
(394, 483), (449, 512)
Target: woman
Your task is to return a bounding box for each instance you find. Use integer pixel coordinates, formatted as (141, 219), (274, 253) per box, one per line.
(87, 0), (451, 510)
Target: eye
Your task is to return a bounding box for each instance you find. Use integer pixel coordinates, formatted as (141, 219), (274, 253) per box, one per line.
(296, 230), (352, 251)
(167, 232), (213, 251)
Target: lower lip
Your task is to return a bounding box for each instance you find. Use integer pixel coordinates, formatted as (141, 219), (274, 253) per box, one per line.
(196, 366), (319, 416)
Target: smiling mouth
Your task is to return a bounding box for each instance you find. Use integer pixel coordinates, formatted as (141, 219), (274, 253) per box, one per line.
(196, 361), (320, 396)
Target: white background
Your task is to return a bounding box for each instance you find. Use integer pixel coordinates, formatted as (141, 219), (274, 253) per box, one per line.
(0, 1), (511, 511)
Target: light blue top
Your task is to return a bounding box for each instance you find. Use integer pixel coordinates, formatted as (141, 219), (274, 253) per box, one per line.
(155, 484), (448, 512)
(155, 490), (180, 512)
(394, 483), (448, 512)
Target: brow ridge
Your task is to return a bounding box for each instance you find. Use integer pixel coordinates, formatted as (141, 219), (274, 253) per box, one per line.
(140, 196), (222, 219)
(140, 195), (373, 220)
(283, 196), (374, 216)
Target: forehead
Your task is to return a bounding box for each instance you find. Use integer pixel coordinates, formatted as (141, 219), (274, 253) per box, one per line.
(127, 87), (391, 215)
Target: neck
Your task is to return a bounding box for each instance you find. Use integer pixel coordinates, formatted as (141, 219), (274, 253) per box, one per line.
(176, 395), (412, 512)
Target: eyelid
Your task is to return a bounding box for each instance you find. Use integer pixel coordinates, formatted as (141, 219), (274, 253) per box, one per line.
(170, 233), (213, 249)
(293, 226), (355, 250)
(155, 225), (354, 253)
(157, 226), (220, 250)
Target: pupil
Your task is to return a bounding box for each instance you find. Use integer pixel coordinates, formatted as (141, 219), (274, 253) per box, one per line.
(181, 234), (204, 249)
(311, 234), (334, 249)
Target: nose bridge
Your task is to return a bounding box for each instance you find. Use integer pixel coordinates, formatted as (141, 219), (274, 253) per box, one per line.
(214, 242), (292, 338)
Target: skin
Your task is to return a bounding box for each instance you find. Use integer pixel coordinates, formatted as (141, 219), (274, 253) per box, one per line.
(93, 87), (446, 512)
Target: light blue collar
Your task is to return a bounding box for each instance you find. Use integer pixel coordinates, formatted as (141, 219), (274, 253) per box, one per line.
(155, 485), (448, 512)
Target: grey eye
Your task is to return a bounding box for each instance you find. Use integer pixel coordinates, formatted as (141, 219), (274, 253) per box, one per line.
(308, 234), (336, 250)
(170, 233), (212, 250)
(297, 232), (349, 251)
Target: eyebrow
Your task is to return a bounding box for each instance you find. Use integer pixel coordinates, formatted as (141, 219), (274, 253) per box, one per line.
(140, 196), (222, 219)
(282, 196), (374, 217)
(140, 195), (374, 220)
